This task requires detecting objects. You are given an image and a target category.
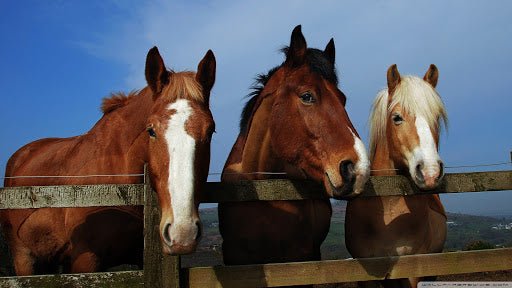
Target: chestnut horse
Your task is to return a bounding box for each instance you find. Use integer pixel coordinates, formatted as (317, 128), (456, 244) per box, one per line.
(345, 64), (447, 288)
(219, 25), (370, 269)
(1, 47), (216, 275)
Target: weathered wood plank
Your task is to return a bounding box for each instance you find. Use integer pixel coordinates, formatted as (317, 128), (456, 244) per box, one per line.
(438, 170), (512, 194)
(0, 171), (510, 208)
(204, 179), (325, 202)
(186, 248), (512, 287)
(162, 255), (181, 288)
(143, 171), (163, 288)
(0, 184), (144, 209)
(363, 170), (512, 197)
(0, 248), (510, 288)
(0, 271), (143, 288)
(201, 170), (512, 202)
(142, 169), (181, 288)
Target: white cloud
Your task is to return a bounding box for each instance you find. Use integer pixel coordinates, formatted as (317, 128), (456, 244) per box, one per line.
(78, 0), (512, 209)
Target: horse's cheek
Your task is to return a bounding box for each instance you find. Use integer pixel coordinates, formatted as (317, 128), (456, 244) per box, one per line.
(270, 114), (303, 161)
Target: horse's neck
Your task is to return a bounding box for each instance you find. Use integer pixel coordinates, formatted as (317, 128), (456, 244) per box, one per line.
(90, 89), (153, 165)
(223, 97), (286, 181)
(371, 140), (397, 176)
(371, 136), (447, 218)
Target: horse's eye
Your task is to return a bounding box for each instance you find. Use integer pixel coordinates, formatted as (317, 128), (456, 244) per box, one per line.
(299, 92), (316, 104)
(147, 127), (157, 138)
(392, 113), (404, 125)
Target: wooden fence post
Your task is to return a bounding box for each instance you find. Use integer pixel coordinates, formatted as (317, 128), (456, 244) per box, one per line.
(143, 165), (181, 288)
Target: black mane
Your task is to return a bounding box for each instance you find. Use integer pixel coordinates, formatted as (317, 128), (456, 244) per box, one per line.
(239, 47), (338, 134)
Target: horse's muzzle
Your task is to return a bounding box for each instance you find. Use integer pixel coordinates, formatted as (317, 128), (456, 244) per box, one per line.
(161, 221), (202, 255)
(324, 159), (370, 200)
(413, 160), (444, 190)
(325, 170), (355, 200)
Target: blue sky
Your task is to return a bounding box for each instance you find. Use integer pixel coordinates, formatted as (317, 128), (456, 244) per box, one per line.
(0, 1), (511, 215)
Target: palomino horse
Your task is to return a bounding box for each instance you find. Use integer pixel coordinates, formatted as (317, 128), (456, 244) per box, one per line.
(219, 25), (370, 267)
(345, 64), (447, 288)
(1, 47), (216, 275)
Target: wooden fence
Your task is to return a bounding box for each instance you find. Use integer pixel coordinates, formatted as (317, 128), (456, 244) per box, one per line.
(0, 169), (510, 287)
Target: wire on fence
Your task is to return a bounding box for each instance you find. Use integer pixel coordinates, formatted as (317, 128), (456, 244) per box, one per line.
(1, 161), (510, 180)
(1, 174), (145, 180)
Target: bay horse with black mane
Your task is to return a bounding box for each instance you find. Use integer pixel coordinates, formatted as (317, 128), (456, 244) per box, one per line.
(1, 47), (216, 275)
(219, 25), (370, 270)
(345, 64), (447, 288)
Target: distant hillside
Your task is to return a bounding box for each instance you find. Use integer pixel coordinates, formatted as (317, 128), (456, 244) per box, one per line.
(183, 202), (512, 266)
(444, 212), (512, 250)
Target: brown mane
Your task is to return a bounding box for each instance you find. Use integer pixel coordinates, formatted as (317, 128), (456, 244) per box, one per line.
(101, 72), (203, 115)
(163, 71), (204, 103)
(101, 91), (139, 114)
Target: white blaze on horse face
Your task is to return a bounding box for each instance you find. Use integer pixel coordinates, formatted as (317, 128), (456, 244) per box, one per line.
(164, 99), (198, 246)
(409, 116), (441, 182)
(350, 129), (370, 194)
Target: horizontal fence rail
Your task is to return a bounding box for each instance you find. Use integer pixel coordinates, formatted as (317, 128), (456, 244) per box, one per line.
(0, 169), (510, 287)
(0, 184), (145, 209)
(0, 271), (143, 288)
(1, 171), (510, 208)
(202, 170), (512, 202)
(186, 248), (512, 287)
(2, 248), (511, 288)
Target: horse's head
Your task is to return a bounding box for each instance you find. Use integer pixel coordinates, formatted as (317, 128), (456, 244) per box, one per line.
(371, 64), (447, 190)
(144, 47), (216, 254)
(243, 26), (369, 199)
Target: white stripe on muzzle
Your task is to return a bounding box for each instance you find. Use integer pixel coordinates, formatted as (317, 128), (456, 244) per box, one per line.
(350, 129), (370, 194)
(409, 116), (441, 179)
(164, 99), (198, 245)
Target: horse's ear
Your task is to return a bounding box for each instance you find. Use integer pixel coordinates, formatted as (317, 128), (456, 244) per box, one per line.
(196, 50), (216, 105)
(387, 64), (401, 94)
(423, 64), (439, 88)
(145, 46), (169, 96)
(285, 25), (307, 67)
(324, 38), (335, 65)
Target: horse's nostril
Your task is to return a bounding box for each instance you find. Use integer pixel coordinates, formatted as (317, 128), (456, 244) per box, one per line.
(195, 221), (202, 241)
(415, 162), (425, 182)
(438, 161), (445, 179)
(340, 160), (355, 183)
(162, 223), (172, 244)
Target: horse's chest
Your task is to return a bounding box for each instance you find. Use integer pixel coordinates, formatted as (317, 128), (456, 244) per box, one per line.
(18, 208), (68, 257)
(381, 196), (411, 226)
